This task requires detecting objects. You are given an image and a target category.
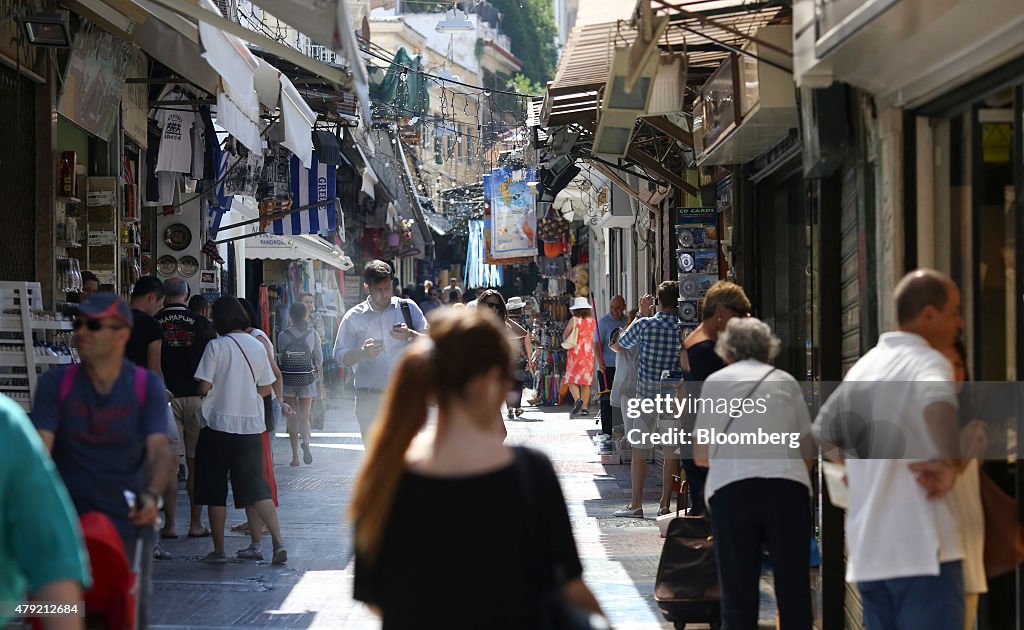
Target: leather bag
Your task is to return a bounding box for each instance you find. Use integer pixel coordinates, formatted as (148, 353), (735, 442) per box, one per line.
(655, 513), (720, 603)
(980, 470), (1024, 578)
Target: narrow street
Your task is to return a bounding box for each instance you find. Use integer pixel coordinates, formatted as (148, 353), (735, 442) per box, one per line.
(149, 393), (780, 629)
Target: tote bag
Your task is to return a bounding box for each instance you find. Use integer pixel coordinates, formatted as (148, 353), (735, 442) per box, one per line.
(561, 319), (578, 350)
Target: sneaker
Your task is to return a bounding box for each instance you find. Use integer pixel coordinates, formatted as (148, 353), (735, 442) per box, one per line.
(272, 547), (288, 565)
(236, 544), (264, 561)
(613, 505), (644, 518)
(153, 543), (173, 561)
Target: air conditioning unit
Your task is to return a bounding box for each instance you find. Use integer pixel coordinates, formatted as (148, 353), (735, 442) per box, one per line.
(646, 54), (687, 116)
(626, 0), (670, 93)
(593, 46), (657, 157)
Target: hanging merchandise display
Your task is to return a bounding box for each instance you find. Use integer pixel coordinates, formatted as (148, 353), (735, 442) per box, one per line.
(537, 202), (570, 243)
(676, 207), (723, 335)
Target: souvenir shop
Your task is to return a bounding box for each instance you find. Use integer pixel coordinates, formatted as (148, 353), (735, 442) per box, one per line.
(528, 209), (589, 406)
(1, 4), (362, 411)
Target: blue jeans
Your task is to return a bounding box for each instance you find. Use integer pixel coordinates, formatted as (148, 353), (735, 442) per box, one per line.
(858, 561), (964, 630)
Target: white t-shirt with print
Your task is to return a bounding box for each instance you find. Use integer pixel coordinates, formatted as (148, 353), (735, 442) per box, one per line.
(155, 93), (196, 174)
(813, 331), (963, 583)
(195, 332), (274, 435)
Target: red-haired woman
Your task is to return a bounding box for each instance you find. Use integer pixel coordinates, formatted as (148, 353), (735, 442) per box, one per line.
(349, 309), (605, 628)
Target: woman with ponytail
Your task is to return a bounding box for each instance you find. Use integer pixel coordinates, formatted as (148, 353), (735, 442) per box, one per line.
(350, 309), (604, 628)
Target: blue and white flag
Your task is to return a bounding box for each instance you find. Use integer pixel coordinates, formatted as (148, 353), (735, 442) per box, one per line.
(273, 151), (338, 236)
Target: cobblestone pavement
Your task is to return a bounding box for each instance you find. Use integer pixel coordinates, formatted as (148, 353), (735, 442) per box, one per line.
(149, 395), (779, 629)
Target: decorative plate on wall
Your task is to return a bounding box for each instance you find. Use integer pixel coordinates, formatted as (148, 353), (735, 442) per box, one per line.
(164, 224), (192, 251)
(141, 255), (152, 276)
(157, 255), (177, 277)
(177, 255), (199, 278)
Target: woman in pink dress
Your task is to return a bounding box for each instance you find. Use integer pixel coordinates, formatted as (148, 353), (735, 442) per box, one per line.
(563, 297), (597, 416)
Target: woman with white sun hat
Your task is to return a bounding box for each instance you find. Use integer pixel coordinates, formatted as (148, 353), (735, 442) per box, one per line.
(563, 296), (597, 416)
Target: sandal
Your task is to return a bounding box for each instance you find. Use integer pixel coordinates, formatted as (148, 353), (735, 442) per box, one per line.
(153, 543), (173, 561)
(236, 544), (264, 561)
(302, 442), (313, 465)
(230, 522), (250, 533)
(657, 506), (673, 516)
(272, 546), (288, 565)
(515, 407), (524, 417)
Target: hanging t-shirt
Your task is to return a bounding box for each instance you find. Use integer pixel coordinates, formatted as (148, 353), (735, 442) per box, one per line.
(154, 92), (196, 174)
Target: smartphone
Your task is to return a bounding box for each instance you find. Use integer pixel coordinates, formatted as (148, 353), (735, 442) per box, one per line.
(393, 323), (404, 330)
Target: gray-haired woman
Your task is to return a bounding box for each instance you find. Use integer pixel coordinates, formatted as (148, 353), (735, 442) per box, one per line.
(693, 317), (814, 630)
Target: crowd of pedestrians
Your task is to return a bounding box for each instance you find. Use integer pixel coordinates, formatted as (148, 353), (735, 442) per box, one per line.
(0, 260), (1003, 630)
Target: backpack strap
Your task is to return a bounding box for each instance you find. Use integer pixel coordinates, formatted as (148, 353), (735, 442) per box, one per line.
(133, 365), (148, 409)
(400, 300), (414, 329)
(58, 364), (81, 407)
(58, 363), (147, 413)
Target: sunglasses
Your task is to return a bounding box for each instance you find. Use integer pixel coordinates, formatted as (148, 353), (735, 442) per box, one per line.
(73, 318), (126, 332)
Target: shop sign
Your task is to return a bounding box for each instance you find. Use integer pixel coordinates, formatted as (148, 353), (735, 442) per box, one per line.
(58, 21), (132, 142)
(485, 167), (538, 260)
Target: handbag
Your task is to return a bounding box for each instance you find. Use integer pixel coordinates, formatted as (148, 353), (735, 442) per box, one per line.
(561, 319), (579, 350)
(227, 335), (274, 433)
(980, 469), (1024, 577)
(513, 448), (610, 630)
(538, 204), (569, 243)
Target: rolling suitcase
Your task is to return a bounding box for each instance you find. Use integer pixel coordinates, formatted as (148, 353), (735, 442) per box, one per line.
(654, 491), (721, 629)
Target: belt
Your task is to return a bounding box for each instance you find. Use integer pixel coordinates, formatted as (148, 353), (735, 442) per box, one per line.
(355, 387), (383, 394)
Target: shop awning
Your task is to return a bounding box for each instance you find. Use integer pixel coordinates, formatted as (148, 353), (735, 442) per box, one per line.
(238, 0), (371, 122)
(245, 233), (353, 270)
(223, 198), (352, 269)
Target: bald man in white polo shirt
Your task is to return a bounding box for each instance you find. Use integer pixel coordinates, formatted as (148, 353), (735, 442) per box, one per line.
(814, 269), (967, 630)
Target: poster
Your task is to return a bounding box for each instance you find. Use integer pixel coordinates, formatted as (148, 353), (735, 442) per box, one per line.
(58, 22), (132, 141)
(485, 167), (537, 260)
(121, 46), (148, 148)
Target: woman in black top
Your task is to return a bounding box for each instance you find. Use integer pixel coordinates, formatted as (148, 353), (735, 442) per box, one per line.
(350, 309), (604, 629)
(679, 281), (752, 515)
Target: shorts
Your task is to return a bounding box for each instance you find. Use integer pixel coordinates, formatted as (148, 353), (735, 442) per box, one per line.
(166, 404), (185, 458)
(193, 427), (272, 507)
(283, 381), (319, 399)
(622, 404), (656, 453)
(171, 396), (203, 458)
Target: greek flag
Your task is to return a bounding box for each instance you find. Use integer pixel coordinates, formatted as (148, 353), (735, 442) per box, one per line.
(273, 151), (338, 236)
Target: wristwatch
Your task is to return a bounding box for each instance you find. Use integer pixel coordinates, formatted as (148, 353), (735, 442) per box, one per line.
(142, 489), (164, 511)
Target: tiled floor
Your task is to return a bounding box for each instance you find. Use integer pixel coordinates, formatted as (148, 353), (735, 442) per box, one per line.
(148, 396), (780, 629)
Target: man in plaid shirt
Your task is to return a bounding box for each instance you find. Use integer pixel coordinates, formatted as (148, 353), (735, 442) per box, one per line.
(614, 281), (681, 518)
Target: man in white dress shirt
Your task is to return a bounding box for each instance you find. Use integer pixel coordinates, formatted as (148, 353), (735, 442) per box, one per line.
(333, 260), (427, 443)
(814, 269), (967, 630)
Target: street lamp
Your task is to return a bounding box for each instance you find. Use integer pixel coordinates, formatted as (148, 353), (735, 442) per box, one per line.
(435, 3), (474, 33)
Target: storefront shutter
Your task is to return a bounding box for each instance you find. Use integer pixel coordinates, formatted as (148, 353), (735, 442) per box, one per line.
(839, 162), (862, 377)
(0, 64), (36, 282)
(839, 160), (865, 629)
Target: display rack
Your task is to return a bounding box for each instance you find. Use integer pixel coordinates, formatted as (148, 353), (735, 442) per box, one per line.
(0, 282), (76, 411)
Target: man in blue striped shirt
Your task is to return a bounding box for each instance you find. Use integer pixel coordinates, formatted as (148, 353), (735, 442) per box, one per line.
(614, 281), (682, 518)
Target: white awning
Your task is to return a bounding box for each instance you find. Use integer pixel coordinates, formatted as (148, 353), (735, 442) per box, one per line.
(224, 198), (352, 270)
(245, 233), (353, 270)
(244, 0), (371, 122)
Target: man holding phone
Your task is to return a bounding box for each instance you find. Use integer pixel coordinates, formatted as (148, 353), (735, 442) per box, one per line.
(334, 260), (428, 443)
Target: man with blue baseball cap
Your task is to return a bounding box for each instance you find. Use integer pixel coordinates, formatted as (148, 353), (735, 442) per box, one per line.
(32, 292), (172, 625)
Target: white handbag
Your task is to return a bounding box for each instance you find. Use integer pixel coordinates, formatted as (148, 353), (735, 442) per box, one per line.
(560, 318), (579, 349)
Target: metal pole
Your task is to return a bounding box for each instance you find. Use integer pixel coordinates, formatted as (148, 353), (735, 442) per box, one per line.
(215, 197), (341, 232)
